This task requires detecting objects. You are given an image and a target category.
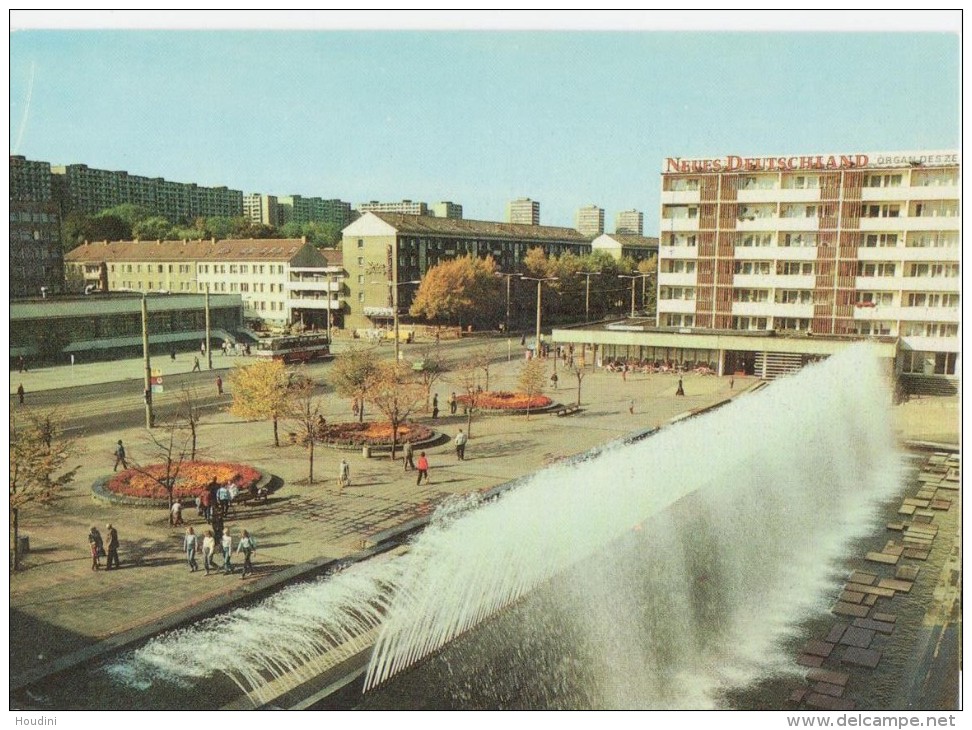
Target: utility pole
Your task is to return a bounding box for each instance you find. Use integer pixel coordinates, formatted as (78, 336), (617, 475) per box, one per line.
(495, 271), (518, 333)
(326, 273), (334, 343)
(141, 295), (154, 428)
(521, 276), (557, 357)
(618, 274), (648, 318)
(205, 283), (212, 370)
(577, 270), (601, 322)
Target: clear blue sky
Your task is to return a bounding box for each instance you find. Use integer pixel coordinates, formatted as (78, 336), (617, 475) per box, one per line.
(9, 13), (961, 235)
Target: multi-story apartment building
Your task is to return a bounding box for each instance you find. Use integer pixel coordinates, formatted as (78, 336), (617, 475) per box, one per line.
(10, 156), (54, 202)
(507, 198), (540, 225)
(10, 201), (65, 298)
(358, 199), (429, 216)
(243, 193), (280, 227)
(553, 150), (959, 384)
(33, 161), (244, 222)
(341, 212), (591, 330)
(64, 238), (335, 329)
(615, 209), (644, 235)
(278, 195), (353, 229)
(430, 201), (463, 219)
(575, 205), (605, 238)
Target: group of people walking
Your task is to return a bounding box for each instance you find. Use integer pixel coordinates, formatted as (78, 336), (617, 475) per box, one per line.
(184, 526), (256, 578)
(87, 525), (120, 571)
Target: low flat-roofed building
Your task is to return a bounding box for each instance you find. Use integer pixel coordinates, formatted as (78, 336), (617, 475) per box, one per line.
(10, 292), (244, 364)
(591, 232), (659, 263)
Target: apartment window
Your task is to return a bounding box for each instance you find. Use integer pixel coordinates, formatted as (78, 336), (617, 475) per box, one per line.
(856, 292), (893, 306)
(738, 233), (773, 247)
(857, 262), (897, 277)
(780, 233), (817, 247)
(229, 265), (238, 274)
(776, 318), (811, 331)
(663, 314), (695, 327)
(241, 265), (248, 273)
(357, 239), (364, 248)
(777, 290), (812, 304)
(778, 261), (814, 276)
(906, 263), (959, 278)
(732, 289), (769, 303)
(358, 274), (365, 284)
(358, 257), (364, 266)
(862, 204), (900, 218)
(733, 261), (771, 275)
(731, 316), (769, 331)
(230, 283), (238, 292)
(865, 174), (902, 188)
(241, 283), (249, 292)
(358, 292), (365, 302)
(863, 233), (898, 248)
(278, 265), (284, 274)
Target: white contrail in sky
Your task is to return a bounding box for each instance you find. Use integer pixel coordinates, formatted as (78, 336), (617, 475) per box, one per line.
(13, 61), (36, 154)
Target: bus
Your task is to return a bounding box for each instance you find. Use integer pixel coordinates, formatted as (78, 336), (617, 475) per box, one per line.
(254, 333), (332, 364)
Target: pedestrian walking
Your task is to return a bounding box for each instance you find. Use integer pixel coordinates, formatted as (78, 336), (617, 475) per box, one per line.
(222, 341), (229, 356)
(237, 530), (256, 579)
(676, 378), (685, 397)
(200, 341), (206, 357)
(192, 357), (201, 372)
(339, 459), (351, 489)
(17, 355), (25, 373)
(202, 530), (216, 575)
(403, 439), (415, 471)
(170, 349), (176, 361)
(628, 399), (635, 415)
(550, 372), (558, 389)
(17, 383), (24, 405)
(216, 375), (223, 395)
(432, 393), (439, 420)
(448, 392), (457, 415)
(622, 364), (627, 382)
(454, 429), (467, 461)
(105, 524), (120, 570)
(200, 487), (213, 523)
(221, 530), (234, 574)
(352, 397), (360, 418)
(211, 511), (224, 547)
(88, 526), (105, 571)
(729, 376), (735, 390)
(416, 452), (430, 486)
(217, 483), (230, 516)
(113, 440), (127, 471)
(184, 527), (199, 572)
(170, 499), (184, 526)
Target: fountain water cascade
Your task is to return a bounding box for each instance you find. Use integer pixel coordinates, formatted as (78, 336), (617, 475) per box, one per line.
(108, 344), (904, 709)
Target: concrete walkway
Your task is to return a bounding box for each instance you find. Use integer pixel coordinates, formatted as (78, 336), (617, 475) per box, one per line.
(8, 351), (960, 692)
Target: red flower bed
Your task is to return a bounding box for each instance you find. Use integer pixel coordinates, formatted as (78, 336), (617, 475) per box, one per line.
(456, 391), (552, 410)
(318, 421), (434, 446)
(106, 461), (261, 501)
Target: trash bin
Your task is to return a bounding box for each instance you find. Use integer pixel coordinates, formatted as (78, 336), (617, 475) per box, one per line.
(362, 446), (371, 459)
(17, 536), (29, 555)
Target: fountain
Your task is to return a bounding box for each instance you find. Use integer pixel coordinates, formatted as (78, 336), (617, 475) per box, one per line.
(68, 343), (903, 709)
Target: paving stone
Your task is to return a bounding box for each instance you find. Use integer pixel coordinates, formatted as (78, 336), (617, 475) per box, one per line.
(882, 542), (904, 556)
(804, 639), (836, 657)
(797, 653), (825, 668)
(839, 626), (876, 648)
(848, 571), (877, 585)
(811, 681), (845, 697)
(930, 500), (952, 510)
(852, 617), (895, 635)
(877, 578), (913, 593)
(863, 593), (879, 607)
(902, 498), (930, 507)
(865, 551), (899, 565)
(825, 624), (848, 644)
(897, 504), (917, 516)
(895, 566), (920, 581)
(832, 601), (870, 618)
(903, 536), (934, 546)
(871, 612), (896, 624)
(846, 582), (896, 598)
(788, 687), (809, 704)
(915, 490), (936, 500)
(806, 693), (855, 711)
(839, 590), (865, 604)
(903, 547), (930, 560)
(906, 523), (938, 535)
(915, 509), (936, 520)
(886, 521), (905, 531)
(806, 668), (850, 686)
(840, 646), (882, 668)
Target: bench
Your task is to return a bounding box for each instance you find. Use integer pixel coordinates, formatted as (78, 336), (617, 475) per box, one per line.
(554, 404), (580, 417)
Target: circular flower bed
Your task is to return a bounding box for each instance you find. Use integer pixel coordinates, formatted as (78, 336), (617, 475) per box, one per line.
(456, 391), (552, 410)
(106, 461), (261, 501)
(318, 421), (434, 447)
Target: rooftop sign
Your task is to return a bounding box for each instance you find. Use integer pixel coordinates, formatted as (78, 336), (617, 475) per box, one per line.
(663, 150), (959, 174)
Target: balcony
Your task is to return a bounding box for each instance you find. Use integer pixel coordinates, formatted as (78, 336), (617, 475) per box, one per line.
(288, 296), (341, 310)
(661, 190), (701, 204)
(665, 217), (702, 232)
(900, 335), (960, 353)
(733, 274), (815, 290)
(894, 306), (961, 323)
(857, 246), (957, 262)
(658, 245), (699, 259)
(893, 277), (960, 293)
(288, 279), (342, 292)
(657, 272), (697, 287)
(859, 187), (909, 202)
(860, 215), (957, 232)
(658, 298), (697, 314)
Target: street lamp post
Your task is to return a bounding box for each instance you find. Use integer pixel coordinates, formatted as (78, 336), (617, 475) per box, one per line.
(618, 274), (650, 318)
(521, 275), (558, 357)
(372, 279), (421, 364)
(494, 271), (518, 333)
(141, 294), (154, 429)
(577, 270), (601, 322)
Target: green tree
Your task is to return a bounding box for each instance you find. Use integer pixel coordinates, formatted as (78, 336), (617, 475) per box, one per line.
(517, 357), (547, 421)
(229, 359), (293, 446)
(409, 254), (501, 328)
(9, 411), (81, 570)
(329, 346), (382, 423)
(132, 216), (174, 241)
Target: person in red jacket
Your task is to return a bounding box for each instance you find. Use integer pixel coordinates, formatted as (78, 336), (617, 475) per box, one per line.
(416, 452), (430, 486)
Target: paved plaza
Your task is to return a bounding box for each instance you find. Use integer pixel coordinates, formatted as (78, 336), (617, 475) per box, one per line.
(7, 343), (961, 699)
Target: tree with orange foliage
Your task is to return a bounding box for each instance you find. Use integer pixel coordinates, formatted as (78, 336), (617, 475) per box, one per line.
(408, 254), (501, 329)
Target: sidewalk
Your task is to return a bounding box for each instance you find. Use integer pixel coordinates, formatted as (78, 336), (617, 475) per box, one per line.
(8, 354), (960, 687)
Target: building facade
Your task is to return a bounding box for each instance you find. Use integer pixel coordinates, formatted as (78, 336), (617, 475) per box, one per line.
(358, 199), (429, 216)
(591, 233), (659, 263)
(430, 201), (463, 219)
(655, 150), (959, 378)
(243, 193), (280, 227)
(341, 212), (591, 330)
(10, 156), (53, 202)
(278, 195), (353, 228)
(615, 209), (644, 235)
(64, 238), (332, 329)
(10, 201), (65, 298)
(575, 205), (605, 238)
(507, 198), (540, 225)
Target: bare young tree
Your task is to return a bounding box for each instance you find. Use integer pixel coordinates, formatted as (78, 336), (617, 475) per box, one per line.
(286, 372), (324, 484)
(178, 385), (204, 461)
(129, 417), (194, 518)
(518, 357), (548, 421)
(473, 339), (499, 393)
(9, 411), (81, 570)
(455, 354), (485, 437)
(365, 361), (426, 460)
(409, 343), (446, 411)
(569, 363), (586, 407)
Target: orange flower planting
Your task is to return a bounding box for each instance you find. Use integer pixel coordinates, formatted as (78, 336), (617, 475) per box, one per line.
(318, 421), (433, 446)
(456, 391), (552, 410)
(107, 461), (261, 501)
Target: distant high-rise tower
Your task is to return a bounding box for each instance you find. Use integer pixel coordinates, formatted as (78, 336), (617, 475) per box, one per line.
(507, 198), (540, 226)
(575, 205), (605, 238)
(243, 193), (280, 227)
(615, 209), (644, 236)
